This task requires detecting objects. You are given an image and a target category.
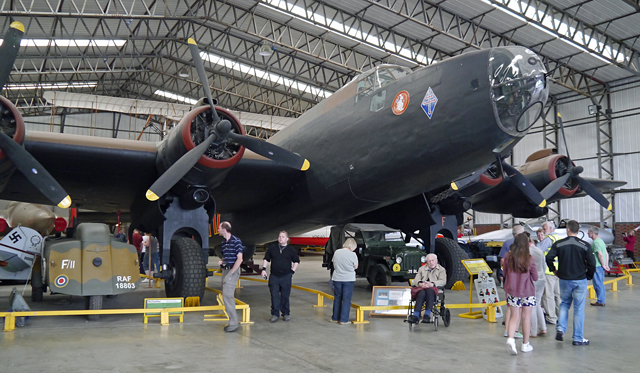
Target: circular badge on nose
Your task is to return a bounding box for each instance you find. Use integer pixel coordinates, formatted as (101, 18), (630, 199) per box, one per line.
(392, 91), (410, 115)
(55, 275), (69, 288)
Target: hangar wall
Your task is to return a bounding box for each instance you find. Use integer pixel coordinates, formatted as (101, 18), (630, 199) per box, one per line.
(473, 79), (640, 226)
(23, 112), (161, 142)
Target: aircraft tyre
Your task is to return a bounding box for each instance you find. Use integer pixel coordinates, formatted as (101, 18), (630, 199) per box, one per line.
(85, 295), (102, 321)
(435, 237), (469, 289)
(165, 237), (207, 300)
(368, 263), (392, 286)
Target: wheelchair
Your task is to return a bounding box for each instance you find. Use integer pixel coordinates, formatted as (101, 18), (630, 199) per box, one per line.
(404, 286), (451, 331)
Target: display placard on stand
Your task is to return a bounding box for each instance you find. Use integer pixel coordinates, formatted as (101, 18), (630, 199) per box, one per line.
(370, 286), (412, 316)
(473, 270), (503, 320)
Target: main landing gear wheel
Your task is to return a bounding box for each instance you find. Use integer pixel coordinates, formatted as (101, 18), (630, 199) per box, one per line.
(165, 237), (207, 300)
(435, 237), (469, 289)
(85, 295), (103, 321)
(368, 263), (392, 286)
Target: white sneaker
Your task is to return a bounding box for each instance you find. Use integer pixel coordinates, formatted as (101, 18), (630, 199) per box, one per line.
(141, 279), (149, 283)
(521, 342), (533, 353)
(506, 338), (517, 355)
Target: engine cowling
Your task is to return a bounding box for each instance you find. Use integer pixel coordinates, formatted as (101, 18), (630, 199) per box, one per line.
(155, 106), (245, 203)
(0, 96), (25, 192)
(516, 154), (579, 198)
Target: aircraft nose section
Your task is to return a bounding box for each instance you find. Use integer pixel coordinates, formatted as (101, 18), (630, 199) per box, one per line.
(490, 47), (548, 137)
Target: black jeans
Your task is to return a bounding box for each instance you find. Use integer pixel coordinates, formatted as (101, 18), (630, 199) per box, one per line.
(413, 288), (436, 317)
(269, 273), (292, 317)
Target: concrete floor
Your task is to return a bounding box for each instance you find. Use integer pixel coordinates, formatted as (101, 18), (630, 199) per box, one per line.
(1, 253), (638, 373)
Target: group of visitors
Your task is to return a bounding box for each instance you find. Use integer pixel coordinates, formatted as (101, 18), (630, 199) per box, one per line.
(501, 220), (599, 355)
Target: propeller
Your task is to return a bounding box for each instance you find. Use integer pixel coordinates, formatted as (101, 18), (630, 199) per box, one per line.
(451, 167), (485, 191)
(539, 113), (612, 210)
(0, 22), (71, 208)
(145, 38), (310, 201)
(501, 160), (547, 208)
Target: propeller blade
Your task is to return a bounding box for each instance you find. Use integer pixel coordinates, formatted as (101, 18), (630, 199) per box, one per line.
(187, 38), (219, 122)
(540, 174), (571, 200)
(451, 168), (484, 191)
(502, 162), (547, 208)
(146, 133), (217, 201)
(0, 132), (71, 208)
(228, 132), (309, 171)
(0, 22), (25, 92)
(576, 176), (612, 211)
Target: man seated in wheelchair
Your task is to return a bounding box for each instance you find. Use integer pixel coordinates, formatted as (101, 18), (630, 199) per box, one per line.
(408, 253), (447, 324)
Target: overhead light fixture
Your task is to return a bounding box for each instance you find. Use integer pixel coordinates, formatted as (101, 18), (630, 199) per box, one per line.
(154, 89), (198, 105)
(201, 50), (332, 98)
(258, 41), (274, 57)
(5, 82), (98, 90)
(588, 104), (602, 115)
(178, 67), (190, 78)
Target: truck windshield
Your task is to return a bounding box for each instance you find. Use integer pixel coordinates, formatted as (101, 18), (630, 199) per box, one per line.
(362, 231), (404, 243)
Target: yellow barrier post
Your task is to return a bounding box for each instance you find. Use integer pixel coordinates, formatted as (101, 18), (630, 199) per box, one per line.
(587, 285), (596, 299)
(204, 294), (229, 322)
(3, 313), (16, 332)
(611, 280), (618, 292)
(313, 293), (326, 308)
(486, 305), (496, 323)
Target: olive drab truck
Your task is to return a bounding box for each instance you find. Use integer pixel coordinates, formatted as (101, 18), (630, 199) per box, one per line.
(32, 223), (140, 320)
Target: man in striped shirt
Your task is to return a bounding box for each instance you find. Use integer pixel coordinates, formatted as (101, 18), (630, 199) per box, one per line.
(218, 221), (244, 332)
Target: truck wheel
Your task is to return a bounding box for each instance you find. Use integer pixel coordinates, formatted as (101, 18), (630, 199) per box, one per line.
(368, 263), (392, 286)
(435, 237), (469, 289)
(85, 295), (103, 321)
(165, 237), (207, 300)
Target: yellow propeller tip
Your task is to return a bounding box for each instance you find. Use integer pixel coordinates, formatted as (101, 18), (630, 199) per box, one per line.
(301, 159), (310, 171)
(188, 38), (196, 45)
(557, 113), (562, 117)
(451, 182), (458, 191)
(57, 196), (72, 209)
(10, 22), (25, 33)
(539, 200), (547, 208)
(146, 190), (160, 201)
(607, 203), (612, 211)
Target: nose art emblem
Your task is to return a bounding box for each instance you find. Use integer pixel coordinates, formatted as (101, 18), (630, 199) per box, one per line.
(421, 87), (438, 119)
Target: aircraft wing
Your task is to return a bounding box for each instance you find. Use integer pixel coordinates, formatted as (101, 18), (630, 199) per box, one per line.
(0, 131), (301, 215)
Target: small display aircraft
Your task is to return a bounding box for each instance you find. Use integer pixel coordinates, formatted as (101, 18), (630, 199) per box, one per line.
(0, 22), (624, 297)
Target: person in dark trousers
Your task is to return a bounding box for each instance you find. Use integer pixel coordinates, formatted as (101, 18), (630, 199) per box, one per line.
(218, 221), (243, 333)
(262, 231), (300, 322)
(546, 220), (596, 346)
(132, 229), (144, 274)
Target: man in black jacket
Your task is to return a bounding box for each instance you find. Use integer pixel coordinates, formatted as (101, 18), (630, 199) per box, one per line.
(546, 220), (596, 346)
(262, 231), (300, 322)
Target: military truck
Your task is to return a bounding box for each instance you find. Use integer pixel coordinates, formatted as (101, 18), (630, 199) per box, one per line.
(323, 224), (426, 286)
(31, 223), (140, 320)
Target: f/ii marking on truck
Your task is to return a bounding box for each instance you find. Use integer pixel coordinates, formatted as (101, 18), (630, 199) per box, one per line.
(61, 259), (75, 269)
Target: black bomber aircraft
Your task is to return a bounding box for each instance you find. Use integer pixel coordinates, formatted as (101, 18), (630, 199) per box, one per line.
(0, 21), (623, 296)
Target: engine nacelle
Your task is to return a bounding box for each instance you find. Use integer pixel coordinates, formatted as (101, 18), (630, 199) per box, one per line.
(0, 96), (25, 193)
(516, 153), (579, 199)
(156, 106), (245, 201)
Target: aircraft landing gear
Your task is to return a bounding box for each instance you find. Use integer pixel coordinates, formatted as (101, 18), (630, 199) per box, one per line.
(435, 237), (469, 289)
(160, 237), (207, 300)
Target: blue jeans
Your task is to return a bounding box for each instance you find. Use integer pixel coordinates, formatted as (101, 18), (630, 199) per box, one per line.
(593, 267), (606, 304)
(143, 252), (160, 272)
(558, 279), (588, 341)
(332, 281), (354, 323)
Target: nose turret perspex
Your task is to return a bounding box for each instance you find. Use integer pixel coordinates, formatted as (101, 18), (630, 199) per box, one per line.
(489, 47), (549, 137)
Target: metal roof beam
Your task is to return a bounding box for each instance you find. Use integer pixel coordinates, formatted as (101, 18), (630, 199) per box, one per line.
(488, 0), (639, 76)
